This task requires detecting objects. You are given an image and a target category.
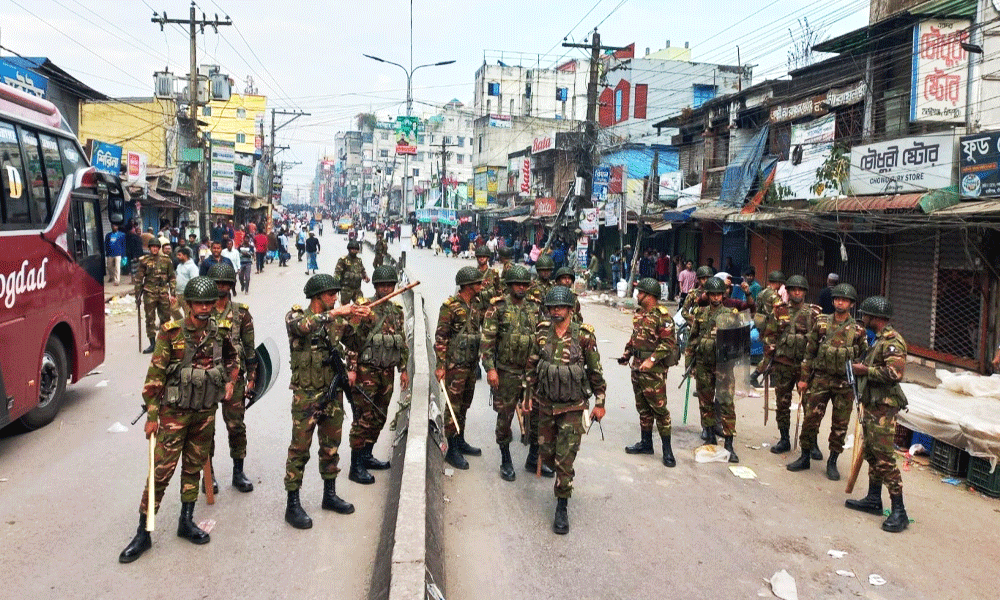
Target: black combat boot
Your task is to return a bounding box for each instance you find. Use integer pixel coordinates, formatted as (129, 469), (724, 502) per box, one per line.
(749, 370), (762, 388)
(881, 493), (909, 533)
(661, 436), (676, 467)
(786, 449), (810, 471)
(552, 497), (569, 535)
(810, 443), (823, 461)
(118, 514), (152, 563)
(176, 502), (210, 544)
(705, 427), (718, 446)
(499, 444), (515, 482)
(445, 436), (469, 470)
(321, 478), (355, 514)
(363, 443), (391, 470)
(456, 433), (482, 456)
(285, 489), (312, 529)
(826, 452), (841, 481)
(349, 448), (375, 484)
(625, 429), (655, 454)
(524, 444), (554, 477)
(700, 427), (709, 441)
(142, 337), (155, 354)
(845, 479), (884, 515)
(770, 427), (791, 454)
(232, 458), (254, 493)
(724, 436), (739, 463)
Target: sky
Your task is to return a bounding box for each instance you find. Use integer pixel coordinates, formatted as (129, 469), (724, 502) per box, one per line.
(0, 0), (870, 190)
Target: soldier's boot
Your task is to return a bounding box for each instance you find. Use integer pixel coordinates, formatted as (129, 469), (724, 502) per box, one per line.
(284, 490), (313, 529)
(826, 452), (841, 481)
(705, 428), (718, 446)
(176, 502), (210, 544)
(845, 479), (884, 515)
(770, 427), (791, 454)
(445, 436), (469, 470)
(348, 448), (376, 484)
(499, 444), (516, 482)
(524, 444), (554, 478)
(786, 449), (810, 471)
(625, 429), (655, 455)
(118, 514), (152, 563)
(552, 497), (569, 535)
(713, 423), (726, 437)
(661, 436), (676, 468)
(232, 458), (254, 493)
(321, 478), (355, 514)
(724, 436), (739, 463)
(363, 443), (391, 470)
(749, 370), (762, 389)
(881, 493), (909, 533)
(700, 427), (709, 441)
(810, 442), (823, 461)
(142, 337), (155, 354)
(456, 433), (482, 456)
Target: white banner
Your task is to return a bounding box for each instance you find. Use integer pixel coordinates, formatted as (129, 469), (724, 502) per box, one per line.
(579, 208), (599, 236)
(790, 113), (835, 163)
(911, 19), (969, 123)
(849, 132), (956, 195)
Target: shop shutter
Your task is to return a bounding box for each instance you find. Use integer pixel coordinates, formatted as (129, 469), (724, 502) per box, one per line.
(886, 230), (935, 349)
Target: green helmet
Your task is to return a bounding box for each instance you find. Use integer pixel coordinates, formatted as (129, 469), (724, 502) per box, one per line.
(785, 275), (808, 291)
(207, 262), (237, 284)
(535, 255), (555, 271)
(544, 285), (576, 307)
(695, 266), (715, 278)
(767, 270), (786, 283)
(704, 277), (727, 293)
(456, 266), (484, 286)
(303, 273), (341, 298)
(636, 277), (661, 299)
(504, 265), (532, 284)
(347, 240), (361, 250)
(147, 237), (161, 248)
(372, 265), (398, 284)
(475, 245), (492, 258)
(498, 246), (513, 259)
(831, 283), (857, 302)
(554, 267), (575, 282)
(184, 276), (220, 302)
(859, 295), (892, 318)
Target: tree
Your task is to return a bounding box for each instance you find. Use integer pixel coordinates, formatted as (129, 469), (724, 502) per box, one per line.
(356, 112), (377, 131)
(787, 18), (828, 71)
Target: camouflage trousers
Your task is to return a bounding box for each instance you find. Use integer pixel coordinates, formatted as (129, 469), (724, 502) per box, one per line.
(769, 362), (802, 430)
(348, 364), (394, 449)
(373, 254), (385, 268)
(284, 387), (344, 491)
(694, 362), (736, 436)
(538, 403), (586, 499)
(211, 377), (247, 460)
(798, 375), (854, 454)
(142, 290), (172, 340)
(492, 369), (535, 446)
(443, 364), (477, 438)
(862, 402), (903, 495)
(630, 369), (671, 437)
(340, 287), (363, 305)
(139, 405), (216, 514)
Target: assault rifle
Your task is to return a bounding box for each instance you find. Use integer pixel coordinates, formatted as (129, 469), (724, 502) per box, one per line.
(677, 355), (696, 389)
(321, 346), (383, 420)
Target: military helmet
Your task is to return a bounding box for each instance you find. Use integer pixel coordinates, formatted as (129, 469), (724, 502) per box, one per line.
(544, 285), (576, 307)
(184, 276), (220, 302)
(455, 266), (484, 286)
(831, 282), (858, 302)
(207, 261), (237, 284)
(785, 274), (808, 291)
(371, 265), (398, 285)
(554, 267), (575, 282)
(767, 270), (787, 283)
(475, 245), (492, 257)
(147, 237), (162, 248)
(347, 240), (361, 250)
(695, 265), (715, 278)
(303, 273), (341, 298)
(503, 265), (532, 284)
(535, 255), (555, 271)
(703, 276), (727, 293)
(636, 277), (661, 299)
(859, 295), (892, 319)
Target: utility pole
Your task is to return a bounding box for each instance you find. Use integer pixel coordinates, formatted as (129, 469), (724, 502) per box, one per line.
(268, 108), (309, 205)
(437, 138), (459, 209)
(151, 2), (231, 239)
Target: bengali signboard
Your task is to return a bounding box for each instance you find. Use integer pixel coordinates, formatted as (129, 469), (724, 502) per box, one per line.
(533, 197), (558, 217)
(489, 114), (512, 128)
(659, 172), (683, 202)
(849, 132), (956, 195)
(90, 141), (122, 176)
(790, 113), (836, 163)
(126, 151), (147, 186)
(959, 131), (1000, 197)
(911, 19), (969, 123)
(579, 208), (598, 236)
(592, 165), (610, 205)
(210, 139), (235, 215)
(769, 81), (865, 123)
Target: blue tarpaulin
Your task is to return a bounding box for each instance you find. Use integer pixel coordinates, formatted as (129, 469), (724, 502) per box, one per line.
(598, 146), (678, 179)
(719, 126), (769, 208)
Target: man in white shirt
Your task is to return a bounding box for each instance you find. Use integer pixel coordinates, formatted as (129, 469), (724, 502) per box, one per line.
(172, 247), (199, 318)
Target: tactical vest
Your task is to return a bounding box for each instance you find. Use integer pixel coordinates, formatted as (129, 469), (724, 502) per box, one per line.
(358, 307), (405, 368)
(814, 317), (859, 375)
(693, 306), (729, 364)
(774, 304), (812, 363)
(536, 322), (591, 402)
(290, 311), (336, 389)
(496, 300), (535, 369)
(860, 331), (908, 409)
(163, 320), (228, 410)
(342, 259), (363, 289)
(631, 308), (679, 367)
(446, 302), (481, 365)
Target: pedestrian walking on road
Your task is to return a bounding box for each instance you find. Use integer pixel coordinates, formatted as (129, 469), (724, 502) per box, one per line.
(305, 231), (320, 274)
(105, 223), (125, 285)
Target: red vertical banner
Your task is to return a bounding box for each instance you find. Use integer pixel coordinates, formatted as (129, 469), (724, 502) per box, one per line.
(521, 158), (530, 193)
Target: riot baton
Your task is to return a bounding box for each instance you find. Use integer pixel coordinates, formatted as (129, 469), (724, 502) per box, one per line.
(146, 433), (156, 531)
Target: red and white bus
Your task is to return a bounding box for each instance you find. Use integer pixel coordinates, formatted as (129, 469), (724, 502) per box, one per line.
(0, 82), (124, 429)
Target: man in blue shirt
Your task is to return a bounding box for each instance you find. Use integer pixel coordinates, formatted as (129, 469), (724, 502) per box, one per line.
(198, 240), (235, 276)
(105, 223), (126, 286)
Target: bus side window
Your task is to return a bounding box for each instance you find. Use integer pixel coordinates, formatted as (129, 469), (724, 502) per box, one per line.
(18, 127), (49, 226)
(58, 137), (86, 176)
(38, 134), (64, 218)
(0, 120), (30, 226)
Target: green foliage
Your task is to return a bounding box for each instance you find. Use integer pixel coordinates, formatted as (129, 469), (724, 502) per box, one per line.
(356, 112), (377, 131)
(764, 181), (794, 205)
(812, 144), (850, 197)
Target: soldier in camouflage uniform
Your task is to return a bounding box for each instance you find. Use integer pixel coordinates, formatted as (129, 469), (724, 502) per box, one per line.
(750, 270), (786, 386)
(135, 237), (177, 353)
(787, 283), (868, 480)
(526, 254), (555, 306)
(373, 230), (388, 268)
(474, 245), (501, 309)
(207, 262), (256, 494)
(620, 278), (678, 467)
(684, 277), (741, 462)
(282, 274), (371, 529)
(847, 296), (910, 533)
(525, 286), (607, 534)
(481, 265), (546, 481)
(761, 275), (820, 454)
(344, 265), (409, 485)
(553, 267), (583, 323)
(436, 266), (485, 470)
(335, 239), (370, 304)
(680, 265), (714, 329)
(118, 276), (239, 563)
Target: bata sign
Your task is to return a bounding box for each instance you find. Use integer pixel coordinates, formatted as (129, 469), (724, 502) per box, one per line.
(532, 132), (556, 154)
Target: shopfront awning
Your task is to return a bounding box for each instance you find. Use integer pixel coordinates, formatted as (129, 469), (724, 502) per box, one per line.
(501, 214), (532, 223)
(811, 189), (960, 214)
(143, 188), (188, 209)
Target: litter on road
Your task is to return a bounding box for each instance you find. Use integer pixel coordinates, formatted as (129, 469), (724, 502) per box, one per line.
(827, 549), (847, 558)
(107, 422), (128, 433)
(869, 574), (887, 586)
(768, 569), (798, 600)
(729, 466), (757, 479)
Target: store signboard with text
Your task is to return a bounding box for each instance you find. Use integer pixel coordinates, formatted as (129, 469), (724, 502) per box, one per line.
(849, 132), (956, 195)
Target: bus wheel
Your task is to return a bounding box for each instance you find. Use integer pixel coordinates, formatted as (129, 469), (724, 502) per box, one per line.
(20, 337), (69, 430)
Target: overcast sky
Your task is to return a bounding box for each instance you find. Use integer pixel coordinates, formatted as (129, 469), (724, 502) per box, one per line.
(1, 0), (869, 189)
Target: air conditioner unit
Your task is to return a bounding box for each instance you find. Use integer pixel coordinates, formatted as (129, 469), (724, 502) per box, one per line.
(154, 71), (175, 99)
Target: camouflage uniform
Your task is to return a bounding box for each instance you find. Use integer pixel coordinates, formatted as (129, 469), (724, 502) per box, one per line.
(476, 266), (502, 310)
(525, 320), (606, 499)
(859, 325), (907, 496)
(213, 299), (255, 460)
(435, 295), (483, 438)
(138, 317), (239, 514)
(680, 284), (705, 328)
(625, 304), (677, 437)
(373, 237), (388, 268)
(335, 254), (368, 304)
(135, 253), (176, 342)
(762, 300), (820, 430)
(526, 277), (553, 307)
(754, 286), (781, 331)
(685, 303), (741, 435)
(481, 292), (541, 445)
